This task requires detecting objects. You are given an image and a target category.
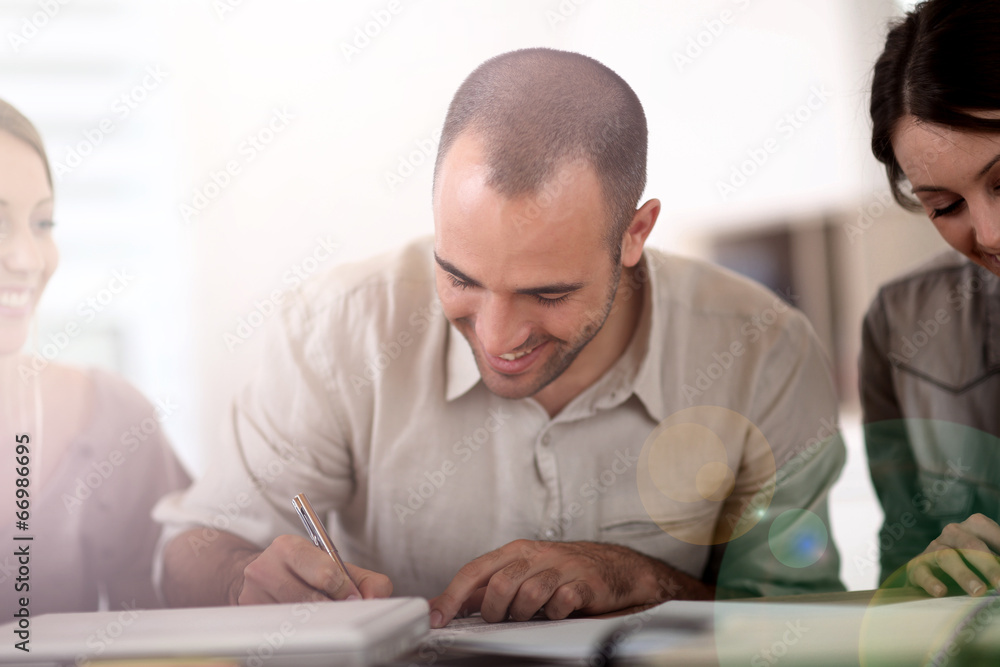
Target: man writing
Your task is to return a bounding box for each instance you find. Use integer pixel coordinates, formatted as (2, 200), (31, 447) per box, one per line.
(156, 48), (845, 626)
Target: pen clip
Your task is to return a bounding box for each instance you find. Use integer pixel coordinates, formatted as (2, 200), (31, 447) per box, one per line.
(291, 492), (362, 597)
(294, 500), (322, 548)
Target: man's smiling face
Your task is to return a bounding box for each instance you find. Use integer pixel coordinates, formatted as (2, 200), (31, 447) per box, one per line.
(433, 132), (621, 401)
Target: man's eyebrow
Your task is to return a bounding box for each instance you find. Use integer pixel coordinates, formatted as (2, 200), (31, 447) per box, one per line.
(434, 252), (585, 295)
(514, 282), (585, 297)
(911, 152), (1000, 194)
(434, 253), (483, 288)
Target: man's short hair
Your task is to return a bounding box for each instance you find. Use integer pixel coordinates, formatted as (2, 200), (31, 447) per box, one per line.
(433, 48), (647, 257)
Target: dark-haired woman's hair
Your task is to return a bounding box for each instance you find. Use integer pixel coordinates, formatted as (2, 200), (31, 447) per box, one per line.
(0, 98), (52, 187)
(871, 0), (1000, 210)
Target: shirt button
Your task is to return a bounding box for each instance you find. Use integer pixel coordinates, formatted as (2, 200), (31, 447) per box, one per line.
(543, 528), (558, 539)
(541, 434), (551, 446)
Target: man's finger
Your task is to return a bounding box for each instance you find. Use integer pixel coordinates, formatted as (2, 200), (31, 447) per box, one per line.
(506, 568), (563, 622)
(478, 558), (538, 623)
(240, 547), (332, 605)
(347, 562), (393, 599)
(545, 580), (595, 619)
(459, 586), (488, 617)
(430, 550), (516, 628)
(280, 535), (360, 600)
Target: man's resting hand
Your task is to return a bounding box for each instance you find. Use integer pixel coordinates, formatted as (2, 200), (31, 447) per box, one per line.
(428, 539), (710, 628)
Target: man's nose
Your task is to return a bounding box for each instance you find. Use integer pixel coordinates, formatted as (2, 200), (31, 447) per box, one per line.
(474, 295), (532, 357)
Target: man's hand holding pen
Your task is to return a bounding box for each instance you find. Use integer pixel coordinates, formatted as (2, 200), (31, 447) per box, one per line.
(235, 533), (392, 605)
(224, 492), (392, 605)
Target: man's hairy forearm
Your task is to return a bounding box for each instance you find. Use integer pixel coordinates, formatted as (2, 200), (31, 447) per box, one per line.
(639, 553), (715, 604)
(161, 528), (261, 607)
(588, 542), (714, 610)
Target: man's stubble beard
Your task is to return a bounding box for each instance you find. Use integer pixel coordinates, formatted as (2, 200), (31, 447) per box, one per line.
(468, 258), (623, 400)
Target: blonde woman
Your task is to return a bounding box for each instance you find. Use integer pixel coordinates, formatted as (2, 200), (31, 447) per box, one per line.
(0, 99), (189, 616)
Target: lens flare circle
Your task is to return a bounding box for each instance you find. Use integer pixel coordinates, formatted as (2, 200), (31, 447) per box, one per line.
(638, 406), (776, 546)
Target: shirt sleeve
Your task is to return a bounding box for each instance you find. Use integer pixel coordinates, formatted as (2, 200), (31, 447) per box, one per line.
(711, 311), (847, 597)
(153, 286), (358, 571)
(859, 291), (938, 585)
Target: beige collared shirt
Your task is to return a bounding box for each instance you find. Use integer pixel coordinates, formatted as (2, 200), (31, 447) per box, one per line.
(155, 236), (845, 599)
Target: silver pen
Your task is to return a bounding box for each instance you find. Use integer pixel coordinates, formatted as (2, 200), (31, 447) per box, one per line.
(292, 493), (362, 598)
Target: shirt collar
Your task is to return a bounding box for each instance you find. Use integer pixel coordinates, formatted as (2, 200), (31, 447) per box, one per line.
(445, 321), (481, 402)
(627, 250), (668, 423)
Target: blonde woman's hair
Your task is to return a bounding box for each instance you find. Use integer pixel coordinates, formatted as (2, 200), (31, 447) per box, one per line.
(0, 98), (52, 188)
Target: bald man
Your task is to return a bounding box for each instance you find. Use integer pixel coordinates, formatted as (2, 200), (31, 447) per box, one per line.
(156, 48), (845, 626)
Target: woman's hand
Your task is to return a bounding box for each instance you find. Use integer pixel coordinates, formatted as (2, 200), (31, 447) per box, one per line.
(907, 514), (1000, 597)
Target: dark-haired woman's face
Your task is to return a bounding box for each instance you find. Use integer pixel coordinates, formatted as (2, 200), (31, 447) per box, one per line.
(0, 130), (58, 355)
(892, 114), (1000, 276)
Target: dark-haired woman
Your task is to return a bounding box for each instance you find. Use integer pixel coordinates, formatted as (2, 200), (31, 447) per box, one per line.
(862, 0), (1000, 598)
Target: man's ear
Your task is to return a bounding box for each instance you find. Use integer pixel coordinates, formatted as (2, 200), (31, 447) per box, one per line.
(620, 199), (660, 268)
